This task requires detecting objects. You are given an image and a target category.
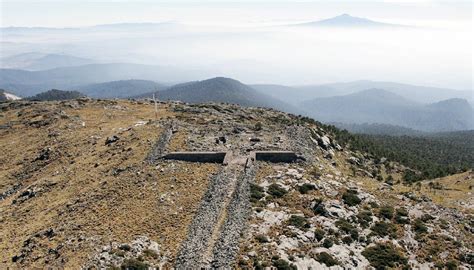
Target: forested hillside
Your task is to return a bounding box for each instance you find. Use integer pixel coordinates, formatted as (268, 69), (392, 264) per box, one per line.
(320, 123), (473, 182)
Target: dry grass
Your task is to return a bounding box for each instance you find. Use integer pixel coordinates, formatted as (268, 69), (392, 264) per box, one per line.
(0, 100), (218, 268)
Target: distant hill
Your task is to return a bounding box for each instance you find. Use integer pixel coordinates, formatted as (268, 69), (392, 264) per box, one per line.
(253, 80), (471, 105)
(138, 77), (301, 113)
(1, 52), (95, 71)
(27, 89), (85, 101)
(76, 80), (166, 98)
(302, 89), (473, 132)
(300, 80), (473, 104)
(0, 89), (21, 101)
(0, 63), (207, 97)
(296, 14), (405, 28)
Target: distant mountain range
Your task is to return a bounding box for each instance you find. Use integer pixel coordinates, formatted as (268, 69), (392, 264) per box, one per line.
(0, 63), (206, 97)
(253, 80), (472, 104)
(0, 61), (471, 132)
(301, 89), (473, 132)
(296, 14), (407, 28)
(137, 77), (301, 114)
(1, 52), (95, 71)
(76, 80), (166, 99)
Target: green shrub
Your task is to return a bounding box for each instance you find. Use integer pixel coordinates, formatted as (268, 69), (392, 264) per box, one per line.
(288, 215), (310, 229)
(378, 205), (394, 220)
(445, 260), (459, 270)
(314, 228), (325, 242)
(142, 249), (158, 259)
(357, 211), (373, 228)
(298, 183), (316, 194)
(250, 183), (265, 202)
(315, 252), (339, 267)
(322, 238), (334, 248)
(272, 259), (297, 270)
(362, 243), (408, 269)
(412, 218), (428, 235)
(255, 234), (269, 243)
(120, 258), (149, 270)
(312, 198), (327, 216)
(370, 221), (398, 238)
(395, 208), (410, 224)
(335, 219), (359, 239)
(342, 236), (353, 244)
(268, 184), (287, 198)
(342, 190), (362, 206)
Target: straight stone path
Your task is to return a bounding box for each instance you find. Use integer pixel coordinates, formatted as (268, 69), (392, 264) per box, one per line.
(175, 161), (249, 268)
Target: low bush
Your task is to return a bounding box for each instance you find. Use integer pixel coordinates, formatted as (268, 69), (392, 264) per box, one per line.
(250, 183), (265, 202)
(322, 238), (334, 248)
(335, 219), (359, 240)
(370, 221), (398, 238)
(395, 207), (410, 224)
(342, 190), (362, 206)
(357, 211), (373, 228)
(298, 183), (316, 194)
(255, 234), (269, 243)
(315, 252), (339, 267)
(362, 243), (408, 269)
(314, 228), (325, 242)
(268, 184), (287, 198)
(288, 215), (310, 230)
(412, 218), (428, 235)
(378, 205), (394, 220)
(272, 259), (297, 270)
(120, 258), (149, 270)
(312, 198), (327, 216)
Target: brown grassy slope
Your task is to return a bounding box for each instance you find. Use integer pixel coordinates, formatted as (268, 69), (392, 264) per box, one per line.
(0, 99), (217, 268)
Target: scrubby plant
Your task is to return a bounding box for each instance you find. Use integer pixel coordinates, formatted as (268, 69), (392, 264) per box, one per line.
(362, 243), (408, 269)
(255, 234), (269, 243)
(342, 190), (362, 206)
(314, 228), (325, 242)
(322, 238), (334, 248)
(288, 215), (310, 230)
(315, 252), (339, 267)
(395, 207), (410, 224)
(335, 219), (359, 240)
(342, 236), (353, 244)
(142, 249), (158, 259)
(267, 183), (287, 198)
(250, 183), (265, 202)
(378, 205), (394, 220)
(412, 218), (428, 235)
(298, 183), (316, 194)
(254, 122), (263, 131)
(312, 198), (327, 216)
(120, 258), (149, 270)
(356, 210), (373, 228)
(272, 259), (297, 270)
(370, 221), (398, 239)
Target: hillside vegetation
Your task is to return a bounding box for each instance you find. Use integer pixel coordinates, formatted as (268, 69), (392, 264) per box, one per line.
(324, 125), (474, 182)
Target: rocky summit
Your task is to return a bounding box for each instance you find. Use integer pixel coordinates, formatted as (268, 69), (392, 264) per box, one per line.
(0, 99), (472, 269)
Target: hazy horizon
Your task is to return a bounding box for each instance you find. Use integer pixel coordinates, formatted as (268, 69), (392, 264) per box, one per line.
(1, 1), (472, 90)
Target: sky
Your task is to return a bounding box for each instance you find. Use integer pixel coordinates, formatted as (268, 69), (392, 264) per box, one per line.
(0, 1), (472, 89)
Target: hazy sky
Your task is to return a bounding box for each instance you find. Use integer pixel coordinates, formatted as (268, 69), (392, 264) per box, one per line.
(1, 1), (471, 28)
(0, 1), (472, 89)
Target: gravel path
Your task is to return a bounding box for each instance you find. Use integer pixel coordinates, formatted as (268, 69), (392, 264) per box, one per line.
(175, 159), (255, 268)
(174, 165), (240, 268)
(146, 122), (175, 163)
(209, 164), (255, 268)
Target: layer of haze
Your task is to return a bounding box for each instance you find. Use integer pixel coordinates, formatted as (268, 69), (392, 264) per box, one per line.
(1, 1), (472, 89)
